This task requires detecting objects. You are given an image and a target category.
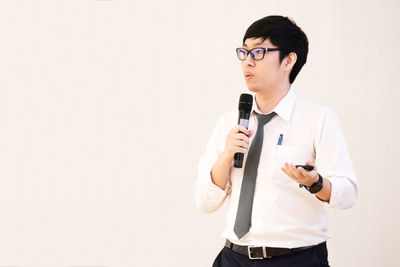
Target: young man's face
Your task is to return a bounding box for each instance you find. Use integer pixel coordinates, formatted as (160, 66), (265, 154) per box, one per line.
(241, 37), (286, 93)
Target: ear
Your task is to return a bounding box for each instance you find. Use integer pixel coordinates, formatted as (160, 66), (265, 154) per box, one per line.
(284, 52), (297, 72)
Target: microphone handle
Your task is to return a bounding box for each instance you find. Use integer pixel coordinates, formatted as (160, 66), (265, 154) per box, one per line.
(234, 110), (250, 168)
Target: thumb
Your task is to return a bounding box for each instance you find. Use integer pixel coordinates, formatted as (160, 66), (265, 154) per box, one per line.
(306, 160), (317, 171)
(305, 160), (313, 166)
(248, 130), (254, 137)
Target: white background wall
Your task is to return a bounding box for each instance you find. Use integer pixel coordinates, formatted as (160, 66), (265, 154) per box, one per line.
(0, 0), (399, 266)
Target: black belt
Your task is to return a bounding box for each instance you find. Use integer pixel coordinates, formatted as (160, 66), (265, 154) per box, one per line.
(225, 239), (322, 260)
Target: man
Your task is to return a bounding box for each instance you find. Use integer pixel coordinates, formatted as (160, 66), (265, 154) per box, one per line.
(193, 15), (358, 267)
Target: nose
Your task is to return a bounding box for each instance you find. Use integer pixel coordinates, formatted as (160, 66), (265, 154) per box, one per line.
(244, 53), (255, 67)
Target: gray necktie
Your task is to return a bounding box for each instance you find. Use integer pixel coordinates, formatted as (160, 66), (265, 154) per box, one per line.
(233, 111), (276, 239)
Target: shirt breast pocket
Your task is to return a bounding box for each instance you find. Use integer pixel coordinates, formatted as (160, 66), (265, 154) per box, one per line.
(272, 145), (311, 186)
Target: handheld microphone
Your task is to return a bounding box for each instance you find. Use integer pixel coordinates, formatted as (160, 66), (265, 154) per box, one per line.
(234, 93), (253, 168)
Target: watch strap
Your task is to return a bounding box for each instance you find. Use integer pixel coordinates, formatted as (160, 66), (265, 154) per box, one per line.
(299, 173), (323, 194)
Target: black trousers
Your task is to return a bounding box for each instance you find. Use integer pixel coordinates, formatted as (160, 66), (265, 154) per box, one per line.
(212, 242), (330, 267)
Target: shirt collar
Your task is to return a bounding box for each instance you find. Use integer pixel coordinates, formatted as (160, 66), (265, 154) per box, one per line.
(252, 87), (297, 123)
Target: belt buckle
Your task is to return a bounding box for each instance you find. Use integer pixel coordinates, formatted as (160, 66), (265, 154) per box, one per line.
(247, 245), (266, 259)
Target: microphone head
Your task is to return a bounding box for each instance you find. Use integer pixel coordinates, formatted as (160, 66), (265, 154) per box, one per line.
(238, 93), (253, 112)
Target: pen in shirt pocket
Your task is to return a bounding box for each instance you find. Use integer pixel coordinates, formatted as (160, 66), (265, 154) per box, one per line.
(277, 134), (283, 145)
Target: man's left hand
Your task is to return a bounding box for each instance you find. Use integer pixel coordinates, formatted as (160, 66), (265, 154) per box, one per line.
(281, 160), (319, 187)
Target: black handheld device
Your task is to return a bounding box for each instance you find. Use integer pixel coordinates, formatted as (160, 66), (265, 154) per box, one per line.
(295, 165), (314, 171)
(234, 93), (253, 168)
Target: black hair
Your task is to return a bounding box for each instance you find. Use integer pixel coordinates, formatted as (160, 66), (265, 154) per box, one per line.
(243, 15), (309, 84)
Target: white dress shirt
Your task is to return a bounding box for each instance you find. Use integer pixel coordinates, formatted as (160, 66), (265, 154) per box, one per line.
(193, 87), (358, 248)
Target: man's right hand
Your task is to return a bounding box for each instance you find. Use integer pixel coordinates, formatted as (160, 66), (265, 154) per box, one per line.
(221, 125), (254, 164)
(211, 125), (254, 190)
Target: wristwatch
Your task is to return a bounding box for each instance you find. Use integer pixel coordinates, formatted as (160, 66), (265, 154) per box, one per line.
(299, 173), (323, 194)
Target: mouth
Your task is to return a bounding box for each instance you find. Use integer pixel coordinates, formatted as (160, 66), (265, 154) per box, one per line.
(244, 73), (254, 80)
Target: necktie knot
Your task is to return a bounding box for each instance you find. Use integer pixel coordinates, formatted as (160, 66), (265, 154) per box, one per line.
(255, 111), (276, 126)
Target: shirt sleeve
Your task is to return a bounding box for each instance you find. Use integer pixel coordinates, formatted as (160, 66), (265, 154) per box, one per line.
(193, 113), (232, 214)
(314, 108), (358, 209)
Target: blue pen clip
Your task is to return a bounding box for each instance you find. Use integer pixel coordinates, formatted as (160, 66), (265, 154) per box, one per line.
(277, 134), (283, 145)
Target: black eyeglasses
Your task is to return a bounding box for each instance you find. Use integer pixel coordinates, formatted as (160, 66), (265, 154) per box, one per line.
(236, 47), (280, 61)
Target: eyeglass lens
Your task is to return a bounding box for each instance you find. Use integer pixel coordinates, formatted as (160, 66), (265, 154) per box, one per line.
(236, 48), (265, 60)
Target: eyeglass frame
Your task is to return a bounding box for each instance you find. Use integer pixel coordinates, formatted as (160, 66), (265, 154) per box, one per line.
(236, 47), (280, 61)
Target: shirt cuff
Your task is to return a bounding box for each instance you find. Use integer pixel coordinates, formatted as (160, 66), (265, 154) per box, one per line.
(193, 172), (231, 213)
(318, 176), (357, 209)
(210, 176), (232, 194)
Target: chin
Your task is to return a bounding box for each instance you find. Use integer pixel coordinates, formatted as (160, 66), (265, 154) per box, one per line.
(246, 84), (258, 93)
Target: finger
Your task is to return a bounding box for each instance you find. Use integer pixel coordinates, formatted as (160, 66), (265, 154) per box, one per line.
(233, 132), (249, 144)
(283, 162), (297, 172)
(298, 167), (310, 178)
(297, 166), (312, 181)
(237, 125), (250, 135)
(232, 139), (249, 149)
(281, 164), (291, 176)
(283, 162), (296, 177)
(282, 163), (299, 182)
(230, 125), (246, 136)
(288, 163), (303, 180)
(281, 166), (290, 176)
(232, 146), (247, 154)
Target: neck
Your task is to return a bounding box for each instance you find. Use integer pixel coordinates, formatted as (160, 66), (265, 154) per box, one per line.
(255, 84), (291, 114)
